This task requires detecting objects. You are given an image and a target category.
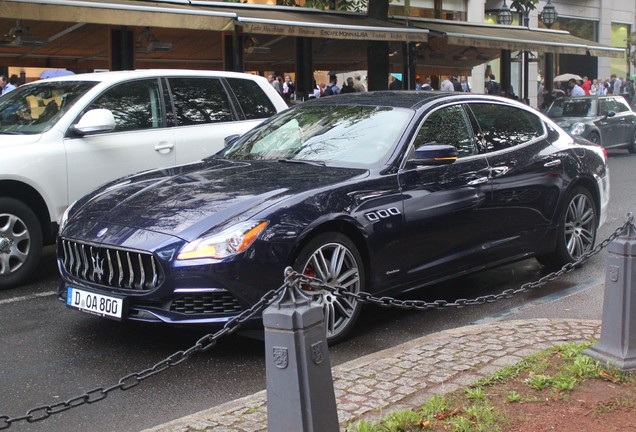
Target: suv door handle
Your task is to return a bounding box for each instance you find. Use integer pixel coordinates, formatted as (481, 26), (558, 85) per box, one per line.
(154, 142), (174, 153)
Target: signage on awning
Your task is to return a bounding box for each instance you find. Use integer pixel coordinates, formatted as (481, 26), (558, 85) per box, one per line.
(240, 19), (428, 42)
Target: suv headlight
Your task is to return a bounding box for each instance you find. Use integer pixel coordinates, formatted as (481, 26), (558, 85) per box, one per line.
(177, 220), (269, 260)
(58, 200), (77, 233)
(569, 122), (586, 136)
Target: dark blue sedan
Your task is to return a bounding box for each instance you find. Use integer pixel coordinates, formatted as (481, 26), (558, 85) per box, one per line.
(57, 92), (609, 344)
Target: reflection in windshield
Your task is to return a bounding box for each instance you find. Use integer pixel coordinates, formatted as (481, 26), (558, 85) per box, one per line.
(0, 81), (97, 134)
(218, 105), (412, 168)
(548, 98), (597, 118)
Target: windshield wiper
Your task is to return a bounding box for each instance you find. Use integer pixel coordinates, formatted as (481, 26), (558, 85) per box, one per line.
(278, 158), (326, 166)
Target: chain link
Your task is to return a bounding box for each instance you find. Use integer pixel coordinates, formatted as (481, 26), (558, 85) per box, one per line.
(0, 284), (286, 430)
(1, 216), (633, 429)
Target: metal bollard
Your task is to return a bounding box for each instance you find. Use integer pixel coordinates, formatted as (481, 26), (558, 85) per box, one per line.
(263, 268), (339, 431)
(583, 217), (636, 371)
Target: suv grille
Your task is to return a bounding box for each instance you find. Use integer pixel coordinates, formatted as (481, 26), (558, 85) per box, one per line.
(170, 294), (244, 315)
(60, 239), (163, 291)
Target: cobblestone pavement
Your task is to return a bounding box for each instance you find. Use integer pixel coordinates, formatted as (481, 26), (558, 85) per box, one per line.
(143, 318), (601, 432)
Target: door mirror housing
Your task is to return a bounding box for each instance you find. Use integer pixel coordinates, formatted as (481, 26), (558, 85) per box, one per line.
(409, 144), (459, 166)
(72, 109), (116, 135)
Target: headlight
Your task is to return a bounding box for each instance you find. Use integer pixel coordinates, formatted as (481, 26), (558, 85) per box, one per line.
(58, 200), (78, 233)
(177, 220), (269, 260)
(569, 123), (586, 136)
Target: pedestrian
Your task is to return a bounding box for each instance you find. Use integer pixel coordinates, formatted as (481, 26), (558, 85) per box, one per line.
(568, 78), (585, 97)
(282, 74), (295, 101)
(340, 77), (356, 94)
(440, 76), (454, 92)
(352, 73), (366, 92)
(1, 75), (17, 95)
(485, 74), (499, 95)
(460, 76), (471, 92)
(421, 77), (433, 91)
(389, 75), (402, 90)
(323, 73), (340, 96)
(268, 73), (282, 95)
(581, 76), (592, 95)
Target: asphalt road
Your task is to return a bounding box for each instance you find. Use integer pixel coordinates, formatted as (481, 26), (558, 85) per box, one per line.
(0, 149), (633, 432)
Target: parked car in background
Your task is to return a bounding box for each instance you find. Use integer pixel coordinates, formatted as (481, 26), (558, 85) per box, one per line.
(57, 92), (609, 344)
(546, 94), (636, 152)
(0, 69), (288, 288)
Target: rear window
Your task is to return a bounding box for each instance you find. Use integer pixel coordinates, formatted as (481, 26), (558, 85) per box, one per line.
(226, 78), (278, 120)
(468, 103), (543, 152)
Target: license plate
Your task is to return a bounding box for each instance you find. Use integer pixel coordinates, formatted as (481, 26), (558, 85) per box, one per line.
(66, 287), (124, 320)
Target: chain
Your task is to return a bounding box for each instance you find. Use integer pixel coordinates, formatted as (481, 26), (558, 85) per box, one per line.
(0, 284), (287, 430)
(300, 215), (635, 311)
(1, 216), (633, 429)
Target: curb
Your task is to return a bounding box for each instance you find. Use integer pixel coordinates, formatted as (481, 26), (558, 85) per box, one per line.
(142, 318), (601, 432)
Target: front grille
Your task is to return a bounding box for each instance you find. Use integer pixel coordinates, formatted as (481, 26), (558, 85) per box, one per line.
(170, 293), (244, 315)
(60, 239), (164, 291)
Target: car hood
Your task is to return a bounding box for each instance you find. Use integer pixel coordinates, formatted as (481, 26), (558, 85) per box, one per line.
(66, 158), (367, 242)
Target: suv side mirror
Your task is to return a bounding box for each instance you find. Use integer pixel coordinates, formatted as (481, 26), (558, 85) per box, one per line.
(72, 109), (116, 135)
(408, 144), (459, 167)
(224, 134), (241, 147)
(603, 111), (616, 119)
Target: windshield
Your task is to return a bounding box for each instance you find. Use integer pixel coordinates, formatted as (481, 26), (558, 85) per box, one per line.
(547, 98), (597, 118)
(0, 81), (97, 135)
(218, 105), (412, 168)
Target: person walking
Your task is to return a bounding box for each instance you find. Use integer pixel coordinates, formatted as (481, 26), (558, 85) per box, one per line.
(1, 75), (17, 95)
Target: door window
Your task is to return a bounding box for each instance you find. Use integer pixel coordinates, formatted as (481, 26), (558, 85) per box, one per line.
(226, 78), (278, 120)
(468, 103), (543, 152)
(168, 78), (234, 125)
(413, 104), (477, 157)
(86, 79), (164, 132)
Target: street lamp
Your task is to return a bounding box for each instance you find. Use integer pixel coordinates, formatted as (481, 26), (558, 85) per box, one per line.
(496, 0), (513, 26)
(539, 0), (558, 28)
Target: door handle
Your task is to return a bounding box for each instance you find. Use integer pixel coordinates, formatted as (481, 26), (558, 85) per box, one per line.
(467, 177), (489, 185)
(154, 142), (174, 153)
(543, 159), (562, 168)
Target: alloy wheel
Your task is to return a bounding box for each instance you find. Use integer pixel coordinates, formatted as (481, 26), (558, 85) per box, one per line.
(0, 212), (31, 275)
(564, 193), (596, 260)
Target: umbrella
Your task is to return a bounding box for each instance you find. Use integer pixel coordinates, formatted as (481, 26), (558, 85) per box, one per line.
(39, 69), (75, 79)
(553, 73), (582, 82)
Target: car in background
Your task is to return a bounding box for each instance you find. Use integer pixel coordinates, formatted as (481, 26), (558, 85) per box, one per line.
(57, 92), (609, 344)
(0, 69), (288, 289)
(546, 94), (636, 152)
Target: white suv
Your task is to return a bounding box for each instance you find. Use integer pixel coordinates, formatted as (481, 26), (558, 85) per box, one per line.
(0, 69), (288, 288)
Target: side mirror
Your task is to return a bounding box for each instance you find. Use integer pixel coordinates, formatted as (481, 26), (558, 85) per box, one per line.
(408, 144), (459, 166)
(72, 109), (115, 135)
(224, 134), (241, 147)
(603, 111), (616, 119)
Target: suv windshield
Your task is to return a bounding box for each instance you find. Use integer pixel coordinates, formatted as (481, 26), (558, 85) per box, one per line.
(218, 105), (412, 168)
(0, 81), (97, 135)
(547, 98), (597, 118)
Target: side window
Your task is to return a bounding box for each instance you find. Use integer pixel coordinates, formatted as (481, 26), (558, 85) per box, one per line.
(468, 103), (542, 152)
(87, 79), (163, 132)
(414, 105), (477, 157)
(226, 78), (278, 120)
(598, 98), (612, 116)
(168, 78), (234, 125)
(611, 97), (629, 113)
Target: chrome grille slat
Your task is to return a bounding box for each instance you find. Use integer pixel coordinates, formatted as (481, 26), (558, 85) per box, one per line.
(59, 239), (163, 292)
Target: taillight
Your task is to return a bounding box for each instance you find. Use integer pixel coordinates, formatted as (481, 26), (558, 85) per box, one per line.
(601, 146), (608, 162)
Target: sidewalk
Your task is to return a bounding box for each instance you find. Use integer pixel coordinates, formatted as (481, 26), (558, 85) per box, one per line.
(143, 318), (601, 432)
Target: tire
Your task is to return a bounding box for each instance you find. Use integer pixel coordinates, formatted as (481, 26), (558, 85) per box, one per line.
(627, 128), (636, 154)
(0, 198), (43, 289)
(537, 187), (597, 270)
(587, 132), (600, 145)
(293, 232), (364, 345)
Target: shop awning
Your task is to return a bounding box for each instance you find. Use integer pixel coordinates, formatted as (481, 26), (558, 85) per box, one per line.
(401, 18), (625, 59)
